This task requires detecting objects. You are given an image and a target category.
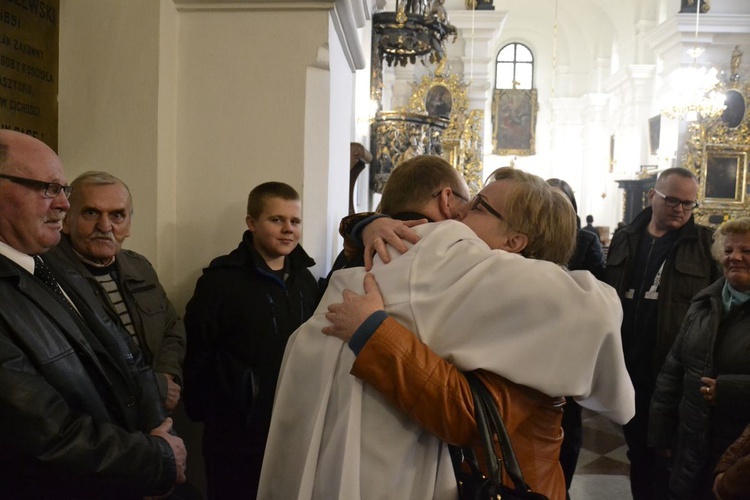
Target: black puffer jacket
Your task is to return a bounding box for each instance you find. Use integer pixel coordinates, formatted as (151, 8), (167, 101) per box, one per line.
(649, 278), (750, 498)
(604, 207), (720, 377)
(0, 255), (176, 499)
(183, 231), (318, 453)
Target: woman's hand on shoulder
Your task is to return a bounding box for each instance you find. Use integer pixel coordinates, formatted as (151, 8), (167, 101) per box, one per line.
(323, 273), (385, 342)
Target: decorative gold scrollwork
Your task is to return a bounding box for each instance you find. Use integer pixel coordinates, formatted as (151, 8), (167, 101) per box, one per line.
(407, 71), (484, 195)
(683, 79), (750, 226)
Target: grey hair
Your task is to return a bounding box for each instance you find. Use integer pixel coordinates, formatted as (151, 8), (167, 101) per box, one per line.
(70, 171), (134, 215)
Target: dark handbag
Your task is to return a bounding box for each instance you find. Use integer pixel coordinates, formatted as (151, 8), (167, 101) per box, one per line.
(448, 371), (549, 500)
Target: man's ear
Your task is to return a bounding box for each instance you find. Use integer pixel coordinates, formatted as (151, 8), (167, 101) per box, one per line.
(501, 232), (528, 255)
(437, 188), (462, 220)
(245, 215), (255, 231)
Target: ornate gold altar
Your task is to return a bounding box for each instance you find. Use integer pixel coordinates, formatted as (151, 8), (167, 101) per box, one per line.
(370, 62), (484, 195)
(406, 66), (484, 195)
(368, 2), (483, 196)
(370, 112), (449, 193)
(683, 47), (750, 226)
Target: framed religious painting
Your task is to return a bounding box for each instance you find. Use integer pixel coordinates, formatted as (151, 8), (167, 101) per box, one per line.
(425, 84), (453, 118)
(702, 147), (747, 204)
(491, 89), (538, 156)
(406, 71), (484, 195)
(681, 51), (750, 226)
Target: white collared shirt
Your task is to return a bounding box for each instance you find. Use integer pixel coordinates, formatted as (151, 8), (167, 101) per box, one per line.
(0, 241), (79, 312)
(0, 240), (35, 274)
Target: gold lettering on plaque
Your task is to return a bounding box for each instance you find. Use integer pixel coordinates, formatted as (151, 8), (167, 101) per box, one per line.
(0, 0), (59, 150)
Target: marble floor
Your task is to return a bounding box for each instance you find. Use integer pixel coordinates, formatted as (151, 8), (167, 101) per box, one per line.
(181, 407), (636, 499)
(568, 409), (633, 499)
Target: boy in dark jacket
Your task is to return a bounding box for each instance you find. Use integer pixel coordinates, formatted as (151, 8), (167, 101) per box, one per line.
(183, 182), (318, 499)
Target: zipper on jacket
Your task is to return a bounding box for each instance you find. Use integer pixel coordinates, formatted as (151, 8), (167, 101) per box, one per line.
(298, 290), (306, 324)
(266, 293), (279, 336)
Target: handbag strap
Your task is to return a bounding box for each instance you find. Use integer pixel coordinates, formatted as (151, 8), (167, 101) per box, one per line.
(465, 371), (534, 493)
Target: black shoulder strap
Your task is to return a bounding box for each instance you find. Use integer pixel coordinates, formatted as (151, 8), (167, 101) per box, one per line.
(464, 371), (534, 492)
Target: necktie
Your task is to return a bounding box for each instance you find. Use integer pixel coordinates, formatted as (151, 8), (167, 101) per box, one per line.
(34, 256), (77, 309)
(34, 257), (120, 409)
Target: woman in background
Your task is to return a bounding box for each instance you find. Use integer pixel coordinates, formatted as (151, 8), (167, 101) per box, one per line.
(546, 178), (606, 498)
(546, 178), (605, 278)
(649, 217), (750, 499)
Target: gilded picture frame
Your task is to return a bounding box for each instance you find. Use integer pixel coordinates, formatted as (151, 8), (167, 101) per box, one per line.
(701, 146), (747, 205)
(680, 54), (750, 226)
(491, 89), (538, 156)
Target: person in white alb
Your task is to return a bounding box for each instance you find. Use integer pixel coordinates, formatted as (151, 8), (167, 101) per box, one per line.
(259, 166), (634, 500)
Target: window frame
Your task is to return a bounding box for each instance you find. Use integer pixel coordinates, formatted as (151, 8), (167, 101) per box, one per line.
(495, 42), (534, 90)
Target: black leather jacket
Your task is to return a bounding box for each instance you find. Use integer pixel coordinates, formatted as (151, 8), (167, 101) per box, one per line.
(604, 207), (720, 378)
(0, 254), (176, 499)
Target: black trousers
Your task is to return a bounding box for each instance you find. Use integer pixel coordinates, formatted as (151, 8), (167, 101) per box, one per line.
(559, 397), (583, 498)
(622, 385), (670, 500)
(204, 446), (263, 500)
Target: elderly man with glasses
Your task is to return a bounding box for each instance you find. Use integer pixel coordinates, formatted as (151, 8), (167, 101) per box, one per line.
(0, 130), (186, 498)
(603, 166), (721, 500)
(259, 165), (634, 500)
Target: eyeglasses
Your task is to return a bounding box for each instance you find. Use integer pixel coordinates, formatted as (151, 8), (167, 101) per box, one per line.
(653, 188), (699, 211)
(432, 188), (470, 204)
(469, 195), (506, 222)
(0, 173), (72, 199)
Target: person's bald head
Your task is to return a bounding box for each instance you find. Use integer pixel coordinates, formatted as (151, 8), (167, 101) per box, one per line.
(0, 131), (69, 255)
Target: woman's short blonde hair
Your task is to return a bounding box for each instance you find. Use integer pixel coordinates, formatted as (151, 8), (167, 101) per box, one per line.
(486, 167), (577, 266)
(711, 217), (750, 262)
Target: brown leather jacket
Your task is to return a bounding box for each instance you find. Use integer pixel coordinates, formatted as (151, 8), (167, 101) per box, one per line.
(714, 422), (750, 500)
(351, 316), (566, 500)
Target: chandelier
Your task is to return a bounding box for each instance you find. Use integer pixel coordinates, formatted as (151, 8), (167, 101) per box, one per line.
(660, 0), (723, 120)
(373, 0), (457, 67)
(661, 66), (725, 120)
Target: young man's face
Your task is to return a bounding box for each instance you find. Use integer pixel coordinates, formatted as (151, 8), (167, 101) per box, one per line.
(246, 197), (302, 264)
(648, 174), (698, 234)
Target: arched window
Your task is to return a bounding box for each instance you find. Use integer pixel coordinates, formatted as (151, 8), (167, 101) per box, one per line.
(495, 43), (534, 89)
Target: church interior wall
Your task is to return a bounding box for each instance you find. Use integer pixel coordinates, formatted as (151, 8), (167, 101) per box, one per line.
(55, 0), (750, 310)
(58, 1), (360, 310)
(58, 0), (162, 260)
(172, 7), (335, 308)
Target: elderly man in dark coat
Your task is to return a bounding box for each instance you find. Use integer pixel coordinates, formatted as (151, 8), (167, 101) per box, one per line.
(0, 130), (186, 498)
